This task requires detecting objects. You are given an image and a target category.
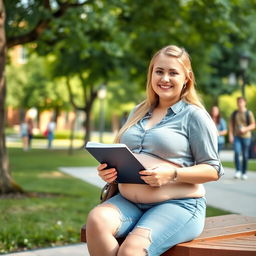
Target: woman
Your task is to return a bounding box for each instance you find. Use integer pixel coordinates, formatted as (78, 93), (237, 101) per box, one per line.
(210, 106), (227, 152)
(86, 45), (224, 256)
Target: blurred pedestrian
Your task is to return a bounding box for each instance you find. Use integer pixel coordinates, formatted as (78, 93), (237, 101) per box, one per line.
(47, 118), (56, 149)
(27, 118), (34, 149)
(20, 118), (29, 151)
(229, 97), (255, 180)
(210, 105), (227, 152)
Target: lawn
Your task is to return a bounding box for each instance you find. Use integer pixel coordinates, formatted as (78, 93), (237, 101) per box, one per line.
(1, 146), (231, 254)
(222, 160), (256, 171)
(0, 147), (100, 253)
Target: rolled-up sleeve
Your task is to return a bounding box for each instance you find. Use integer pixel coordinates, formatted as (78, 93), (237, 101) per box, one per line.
(188, 108), (224, 178)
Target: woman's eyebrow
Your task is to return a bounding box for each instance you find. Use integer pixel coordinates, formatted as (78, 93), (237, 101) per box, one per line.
(155, 67), (178, 71)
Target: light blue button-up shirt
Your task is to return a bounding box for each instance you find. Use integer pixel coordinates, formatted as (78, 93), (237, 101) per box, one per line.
(120, 100), (224, 177)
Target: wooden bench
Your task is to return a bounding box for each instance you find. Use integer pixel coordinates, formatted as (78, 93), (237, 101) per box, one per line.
(81, 214), (256, 255)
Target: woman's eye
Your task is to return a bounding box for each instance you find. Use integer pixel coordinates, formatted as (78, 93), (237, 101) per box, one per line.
(155, 70), (163, 75)
(169, 71), (178, 76)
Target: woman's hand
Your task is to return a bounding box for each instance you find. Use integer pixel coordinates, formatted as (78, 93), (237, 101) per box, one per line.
(97, 163), (117, 183)
(139, 164), (176, 187)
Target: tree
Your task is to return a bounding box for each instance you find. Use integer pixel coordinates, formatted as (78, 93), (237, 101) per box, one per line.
(0, 0), (23, 193)
(1, 0), (90, 194)
(45, 2), (131, 144)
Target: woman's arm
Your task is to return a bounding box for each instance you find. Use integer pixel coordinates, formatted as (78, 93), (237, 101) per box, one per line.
(139, 163), (218, 187)
(174, 164), (219, 184)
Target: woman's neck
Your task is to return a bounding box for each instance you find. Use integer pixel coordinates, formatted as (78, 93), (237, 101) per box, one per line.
(158, 99), (179, 110)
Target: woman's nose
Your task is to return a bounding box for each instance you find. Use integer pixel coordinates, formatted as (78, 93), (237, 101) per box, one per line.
(162, 74), (169, 82)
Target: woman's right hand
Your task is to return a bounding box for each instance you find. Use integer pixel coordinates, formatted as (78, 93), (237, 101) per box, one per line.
(97, 163), (117, 183)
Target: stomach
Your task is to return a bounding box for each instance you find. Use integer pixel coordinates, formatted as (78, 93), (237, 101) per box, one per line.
(118, 153), (205, 203)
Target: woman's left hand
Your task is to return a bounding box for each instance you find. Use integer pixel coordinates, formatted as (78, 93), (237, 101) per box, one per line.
(139, 164), (176, 187)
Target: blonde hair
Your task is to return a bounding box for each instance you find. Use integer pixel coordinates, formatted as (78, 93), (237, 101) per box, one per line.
(115, 45), (204, 142)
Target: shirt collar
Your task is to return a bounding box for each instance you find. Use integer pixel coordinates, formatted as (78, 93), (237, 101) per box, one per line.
(168, 100), (186, 114)
(146, 100), (186, 116)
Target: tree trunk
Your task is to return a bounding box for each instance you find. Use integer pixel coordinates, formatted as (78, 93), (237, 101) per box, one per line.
(84, 107), (91, 146)
(68, 110), (76, 155)
(0, 0), (22, 194)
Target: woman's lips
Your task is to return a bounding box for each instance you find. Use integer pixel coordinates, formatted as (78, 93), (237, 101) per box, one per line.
(158, 84), (173, 89)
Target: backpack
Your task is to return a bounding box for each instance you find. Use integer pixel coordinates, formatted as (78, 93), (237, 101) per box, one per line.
(231, 110), (250, 128)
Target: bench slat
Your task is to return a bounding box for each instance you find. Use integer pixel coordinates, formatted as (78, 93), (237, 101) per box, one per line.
(204, 214), (256, 229)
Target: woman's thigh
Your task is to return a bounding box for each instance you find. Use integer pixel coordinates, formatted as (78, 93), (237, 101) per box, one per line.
(104, 193), (144, 237)
(133, 197), (206, 256)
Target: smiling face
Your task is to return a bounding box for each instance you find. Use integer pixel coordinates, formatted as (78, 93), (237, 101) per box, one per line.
(151, 53), (187, 107)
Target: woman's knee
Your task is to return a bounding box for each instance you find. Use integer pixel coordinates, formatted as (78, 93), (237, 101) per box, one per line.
(118, 228), (151, 256)
(86, 204), (121, 233)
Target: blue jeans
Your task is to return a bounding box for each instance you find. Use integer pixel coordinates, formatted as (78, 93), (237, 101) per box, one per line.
(47, 131), (54, 148)
(105, 194), (206, 256)
(218, 142), (224, 153)
(234, 136), (251, 174)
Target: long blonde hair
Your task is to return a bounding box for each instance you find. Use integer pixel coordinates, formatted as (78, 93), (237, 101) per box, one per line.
(115, 45), (204, 142)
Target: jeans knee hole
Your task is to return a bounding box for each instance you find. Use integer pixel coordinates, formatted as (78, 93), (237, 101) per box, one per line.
(130, 227), (152, 243)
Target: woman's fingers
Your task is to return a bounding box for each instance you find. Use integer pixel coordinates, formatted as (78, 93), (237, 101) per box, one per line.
(97, 164), (117, 182)
(97, 163), (107, 171)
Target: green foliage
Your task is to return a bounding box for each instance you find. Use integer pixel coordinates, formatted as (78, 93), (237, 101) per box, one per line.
(6, 0), (256, 113)
(222, 161), (256, 171)
(218, 86), (256, 121)
(6, 53), (69, 110)
(4, 0), (256, 131)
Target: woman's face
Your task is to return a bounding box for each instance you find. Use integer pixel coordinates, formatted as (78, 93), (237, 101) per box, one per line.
(151, 54), (187, 106)
(212, 106), (219, 116)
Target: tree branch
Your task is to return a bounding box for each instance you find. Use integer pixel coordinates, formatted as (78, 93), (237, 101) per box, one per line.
(7, 0), (91, 48)
(66, 76), (81, 110)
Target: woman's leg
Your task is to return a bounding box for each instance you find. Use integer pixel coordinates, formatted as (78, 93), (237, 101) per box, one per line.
(241, 138), (251, 175)
(86, 194), (143, 256)
(22, 136), (28, 150)
(86, 203), (121, 256)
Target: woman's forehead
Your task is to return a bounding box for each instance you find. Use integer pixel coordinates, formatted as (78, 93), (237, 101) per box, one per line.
(153, 54), (185, 71)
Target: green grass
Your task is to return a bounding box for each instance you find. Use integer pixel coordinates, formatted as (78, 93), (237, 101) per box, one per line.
(222, 160), (256, 171)
(0, 148), (100, 253)
(1, 146), (231, 253)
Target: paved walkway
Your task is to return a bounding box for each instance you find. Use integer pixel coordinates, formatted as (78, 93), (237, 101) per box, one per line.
(3, 150), (256, 256)
(2, 244), (88, 256)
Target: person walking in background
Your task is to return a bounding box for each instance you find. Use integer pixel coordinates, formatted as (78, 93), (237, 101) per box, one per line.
(47, 118), (56, 149)
(20, 118), (29, 151)
(27, 118), (34, 149)
(210, 106), (227, 152)
(229, 97), (255, 180)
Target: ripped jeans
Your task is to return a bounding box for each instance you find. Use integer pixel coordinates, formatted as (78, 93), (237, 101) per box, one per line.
(105, 193), (206, 256)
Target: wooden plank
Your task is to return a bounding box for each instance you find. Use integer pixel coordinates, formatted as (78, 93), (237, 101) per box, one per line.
(195, 225), (256, 241)
(81, 225), (86, 243)
(204, 214), (256, 229)
(165, 247), (256, 256)
(166, 231), (256, 256)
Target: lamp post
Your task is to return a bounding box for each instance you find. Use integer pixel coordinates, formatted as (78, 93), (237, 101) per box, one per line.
(98, 85), (107, 143)
(239, 54), (250, 99)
